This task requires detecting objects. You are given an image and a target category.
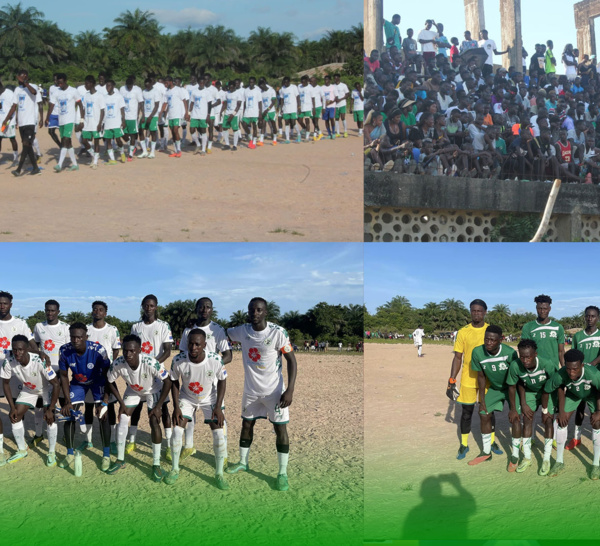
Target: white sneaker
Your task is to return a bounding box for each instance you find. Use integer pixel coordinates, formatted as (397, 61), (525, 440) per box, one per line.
(147, 152), (155, 159)
(138, 151), (149, 158)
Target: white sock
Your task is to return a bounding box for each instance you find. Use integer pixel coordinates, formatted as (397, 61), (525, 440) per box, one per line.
(33, 138), (41, 155)
(80, 423), (88, 438)
(108, 149), (115, 161)
(343, 119), (347, 132)
(208, 140), (213, 149)
(523, 437), (532, 459)
(575, 425), (582, 441)
(273, 134), (277, 142)
(285, 126), (290, 140)
(213, 428), (226, 475)
(151, 141), (156, 153)
(233, 132), (239, 147)
(543, 438), (553, 461)
(594, 429), (600, 466)
(165, 427), (172, 445)
(0, 433), (3, 452)
(58, 147), (67, 167)
(359, 128), (364, 135)
(192, 132), (200, 146)
(175, 140), (181, 153)
(418, 346), (422, 357)
(67, 148), (77, 166)
(47, 422), (57, 453)
(140, 140), (147, 153)
(184, 414), (195, 448)
(335, 121), (340, 134)
(260, 134), (264, 142)
(34, 407), (44, 436)
(128, 425), (137, 444)
(556, 426), (568, 463)
(224, 133), (230, 146)
(85, 424), (93, 443)
(306, 131), (310, 141)
(117, 414), (130, 460)
(171, 426), (184, 471)
(152, 443), (161, 466)
(201, 133), (208, 151)
(511, 437), (521, 459)
(93, 152), (99, 165)
(482, 432), (491, 454)
(240, 446), (250, 466)
(12, 420), (26, 452)
(278, 450), (289, 475)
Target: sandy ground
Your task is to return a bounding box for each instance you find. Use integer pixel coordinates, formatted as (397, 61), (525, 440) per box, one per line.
(365, 343), (600, 542)
(0, 351), (363, 545)
(0, 120), (361, 242)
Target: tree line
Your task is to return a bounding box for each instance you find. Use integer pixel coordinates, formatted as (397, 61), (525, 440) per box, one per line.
(22, 300), (364, 346)
(0, 4), (363, 86)
(365, 296), (589, 337)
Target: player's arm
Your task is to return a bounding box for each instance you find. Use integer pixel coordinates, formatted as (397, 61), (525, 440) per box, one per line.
(507, 382), (521, 423)
(38, 100), (43, 128)
(233, 100), (242, 115)
(446, 351), (462, 399)
(2, 377), (18, 422)
(155, 342), (172, 364)
(107, 380), (124, 408)
(76, 98), (84, 120)
(150, 100), (159, 119)
(213, 377), (226, 427)
(280, 351), (297, 408)
(477, 370), (487, 412)
(221, 349), (232, 365)
(45, 376), (61, 424)
(558, 342), (565, 367)
(1, 103), (17, 127)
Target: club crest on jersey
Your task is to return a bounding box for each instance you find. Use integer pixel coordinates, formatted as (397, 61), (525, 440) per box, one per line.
(189, 382), (203, 394)
(207, 371), (213, 377)
(143, 373), (149, 380)
(44, 339), (55, 351)
(264, 339), (272, 346)
(87, 363), (94, 369)
(248, 348), (261, 362)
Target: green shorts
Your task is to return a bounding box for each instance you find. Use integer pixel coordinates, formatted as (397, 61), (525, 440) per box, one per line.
(354, 110), (364, 122)
(300, 111), (312, 119)
(168, 119), (180, 128)
(263, 112), (276, 121)
(81, 130), (101, 140)
(242, 117), (258, 124)
(59, 123), (74, 138)
(125, 120), (138, 135)
(143, 117), (158, 132)
(103, 128), (124, 139)
(190, 118), (208, 129)
(222, 116), (239, 131)
(335, 106), (347, 119)
(523, 391), (555, 415)
(313, 107), (323, 118)
(564, 394), (597, 414)
(283, 113), (298, 121)
(482, 387), (519, 414)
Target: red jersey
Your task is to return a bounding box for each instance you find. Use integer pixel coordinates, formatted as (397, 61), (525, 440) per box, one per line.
(557, 140), (572, 163)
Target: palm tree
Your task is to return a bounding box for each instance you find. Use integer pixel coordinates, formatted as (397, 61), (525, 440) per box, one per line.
(247, 27), (298, 78)
(74, 30), (109, 72)
(188, 26), (242, 73)
(229, 310), (248, 327)
(0, 3), (46, 72)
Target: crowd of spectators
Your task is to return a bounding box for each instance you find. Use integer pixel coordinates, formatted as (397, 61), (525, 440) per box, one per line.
(364, 14), (600, 183)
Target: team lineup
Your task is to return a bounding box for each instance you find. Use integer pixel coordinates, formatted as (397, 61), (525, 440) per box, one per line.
(0, 68), (363, 176)
(445, 295), (600, 478)
(0, 292), (297, 491)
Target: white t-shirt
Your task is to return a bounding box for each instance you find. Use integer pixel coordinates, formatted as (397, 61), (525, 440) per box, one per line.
(179, 321), (229, 354)
(280, 85), (300, 114)
(0, 317), (34, 353)
(261, 86), (277, 112)
(153, 82), (167, 115)
(12, 85), (40, 126)
(52, 86), (81, 125)
(321, 85), (337, 108)
(335, 82), (350, 107)
(190, 86), (212, 119)
(478, 39), (497, 65)
(33, 321), (70, 371)
(103, 92), (125, 130)
(130, 319), (173, 358)
(0, 353), (56, 395)
(0, 89), (15, 127)
(86, 323), (121, 363)
(76, 84), (87, 103)
(418, 29), (438, 53)
(164, 86), (188, 120)
(310, 84), (323, 108)
(298, 84), (314, 112)
(412, 328), (425, 345)
(225, 91), (242, 116)
(82, 91), (106, 133)
(142, 88), (161, 117)
(243, 86), (262, 118)
(49, 84), (60, 111)
(227, 322), (293, 396)
(107, 354), (168, 395)
(352, 89), (364, 112)
(170, 351), (226, 403)
(95, 84), (108, 96)
(564, 54), (577, 77)
(120, 86), (143, 121)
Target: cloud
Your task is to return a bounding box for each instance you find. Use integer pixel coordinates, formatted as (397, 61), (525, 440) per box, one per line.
(151, 8), (220, 29)
(302, 27), (332, 40)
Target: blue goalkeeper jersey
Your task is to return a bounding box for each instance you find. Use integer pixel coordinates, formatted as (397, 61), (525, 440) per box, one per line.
(59, 341), (110, 386)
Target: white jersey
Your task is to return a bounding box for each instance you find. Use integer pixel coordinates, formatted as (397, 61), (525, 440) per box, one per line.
(225, 91), (242, 116)
(0, 89), (15, 127)
(86, 323), (121, 363)
(107, 354), (168, 395)
(206, 86), (219, 113)
(130, 319), (173, 358)
(153, 82), (167, 116)
(13, 85), (40, 126)
(335, 82), (350, 107)
(298, 84), (314, 112)
(261, 86), (277, 113)
(280, 85), (300, 114)
(321, 85), (337, 107)
(412, 328), (425, 345)
(82, 91), (106, 133)
(170, 351), (226, 402)
(179, 321), (229, 354)
(0, 352), (56, 395)
(142, 88), (161, 117)
(120, 86), (143, 121)
(51, 86), (80, 125)
(0, 317), (34, 354)
(352, 89), (364, 111)
(164, 86), (188, 120)
(190, 86), (212, 119)
(227, 322), (293, 396)
(76, 84), (87, 103)
(243, 87), (262, 117)
(103, 92), (125, 130)
(95, 84), (108, 96)
(310, 85), (323, 108)
(33, 321), (70, 371)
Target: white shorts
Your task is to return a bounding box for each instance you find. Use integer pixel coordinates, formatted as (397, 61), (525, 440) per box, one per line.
(123, 387), (168, 409)
(241, 388), (289, 424)
(179, 393), (217, 423)
(0, 124), (16, 138)
(18, 389), (50, 408)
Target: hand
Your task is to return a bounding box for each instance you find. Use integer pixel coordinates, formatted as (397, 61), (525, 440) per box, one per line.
(508, 409), (520, 424)
(185, 113), (190, 122)
(212, 407), (224, 427)
(479, 403), (488, 415)
(558, 411), (569, 428)
(44, 118), (49, 127)
(148, 406), (161, 422)
(61, 402), (73, 417)
(541, 411), (553, 426)
(280, 389), (293, 408)
(118, 404), (126, 419)
(44, 408), (55, 424)
(9, 409), (18, 423)
(76, 123), (83, 132)
(592, 411), (600, 428)
(38, 118), (43, 129)
(172, 407), (183, 427)
(521, 403), (533, 420)
(446, 380), (459, 401)
(96, 403), (107, 420)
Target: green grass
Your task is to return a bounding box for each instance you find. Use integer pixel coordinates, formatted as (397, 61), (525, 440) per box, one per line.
(268, 228), (305, 236)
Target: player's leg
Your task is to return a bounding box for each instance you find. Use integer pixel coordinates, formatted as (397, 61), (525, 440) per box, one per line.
(269, 118), (278, 145)
(538, 403), (555, 476)
(8, 402), (30, 463)
(226, 418), (255, 473)
(63, 133), (78, 171)
(182, 409), (196, 460)
(106, 404), (136, 475)
(97, 407), (111, 471)
(341, 109), (348, 137)
(517, 394), (535, 473)
(507, 397), (523, 472)
(77, 401), (94, 451)
(567, 400), (586, 450)
(59, 388), (85, 469)
(489, 411), (503, 454)
(550, 407), (576, 476)
(148, 400), (165, 481)
(126, 401), (143, 453)
(468, 410), (492, 465)
(207, 420), (229, 489)
(164, 410), (189, 485)
(162, 400), (172, 461)
(43, 397), (58, 467)
(456, 383), (477, 459)
(148, 120), (158, 158)
(30, 395), (45, 447)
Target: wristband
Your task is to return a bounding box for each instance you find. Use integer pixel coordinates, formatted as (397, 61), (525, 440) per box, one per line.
(79, 118), (85, 125)
(448, 377), (456, 384)
(101, 402), (108, 407)
(541, 407), (548, 414)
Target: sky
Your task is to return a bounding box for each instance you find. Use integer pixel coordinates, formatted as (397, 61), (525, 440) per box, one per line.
(384, 0), (587, 75)
(365, 243), (598, 319)
(29, 0), (359, 41)
(2, 243), (363, 321)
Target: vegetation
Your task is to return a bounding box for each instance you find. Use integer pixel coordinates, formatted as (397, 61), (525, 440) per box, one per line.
(0, 4), (362, 87)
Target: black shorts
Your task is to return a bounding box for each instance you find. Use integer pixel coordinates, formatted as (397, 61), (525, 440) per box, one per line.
(19, 125), (36, 145)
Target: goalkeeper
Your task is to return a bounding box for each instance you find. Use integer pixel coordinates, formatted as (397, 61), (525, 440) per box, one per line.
(446, 299), (497, 460)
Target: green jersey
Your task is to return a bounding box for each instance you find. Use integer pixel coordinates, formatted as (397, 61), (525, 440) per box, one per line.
(545, 365), (600, 401)
(470, 343), (518, 390)
(572, 329), (600, 365)
(521, 320), (564, 365)
(506, 356), (555, 393)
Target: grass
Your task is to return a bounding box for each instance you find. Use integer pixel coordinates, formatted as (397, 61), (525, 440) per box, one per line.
(268, 228), (305, 236)
(119, 234), (144, 242)
(0, 231), (13, 235)
(400, 484), (414, 491)
(180, 229), (190, 232)
(434, 412), (442, 417)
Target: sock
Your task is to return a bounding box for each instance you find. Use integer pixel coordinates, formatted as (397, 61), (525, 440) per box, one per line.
(335, 121), (340, 134)
(277, 445), (289, 475)
(553, 419), (557, 440)
(343, 119), (347, 132)
(34, 407), (44, 436)
(184, 414), (195, 448)
(58, 147), (67, 167)
(110, 424), (116, 439)
(260, 134), (264, 143)
(240, 442), (250, 466)
(278, 128), (283, 135)
(224, 133), (230, 146)
(165, 427), (172, 444)
(523, 437), (532, 459)
(79, 423), (87, 438)
(359, 128), (364, 135)
(0, 433), (3, 452)
(461, 433), (468, 447)
(213, 429), (226, 475)
(208, 140), (213, 149)
(223, 419), (228, 444)
(594, 429), (600, 466)
(285, 126), (290, 141)
(306, 131), (310, 141)
(273, 134), (277, 142)
(67, 148), (77, 166)
(33, 138), (41, 155)
(151, 141), (156, 153)
(575, 425), (582, 441)
(418, 346), (422, 357)
(140, 140), (147, 153)
(201, 134), (208, 151)
(192, 132), (200, 147)
(491, 432), (496, 444)
(128, 425), (137, 444)
(94, 152), (99, 165)
(47, 423), (57, 453)
(511, 437), (521, 459)
(152, 443), (161, 466)
(175, 140), (181, 153)
(12, 420), (26, 452)
(85, 424), (93, 443)
(233, 132), (239, 147)
(103, 446), (110, 457)
(171, 426), (184, 471)
(13, 150), (18, 161)
(129, 144), (135, 157)
(108, 149), (115, 161)
(556, 426), (568, 463)
(543, 438), (552, 461)
(118, 146), (124, 155)
(118, 414), (130, 460)
(482, 432), (491, 454)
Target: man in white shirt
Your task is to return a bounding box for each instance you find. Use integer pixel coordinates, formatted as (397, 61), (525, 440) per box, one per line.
(298, 75), (316, 142)
(412, 326), (425, 357)
(309, 76), (324, 141)
(188, 78), (212, 155)
(102, 80), (127, 164)
(418, 20), (439, 70)
(279, 76), (300, 144)
(259, 78), (278, 145)
(478, 29), (510, 78)
(241, 77), (263, 149)
(80, 75), (105, 169)
(0, 80), (18, 164)
(320, 75), (338, 139)
(222, 80), (243, 151)
(333, 73), (350, 138)
(120, 76), (143, 161)
(140, 77), (161, 158)
(352, 82), (364, 135)
(162, 76), (188, 157)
